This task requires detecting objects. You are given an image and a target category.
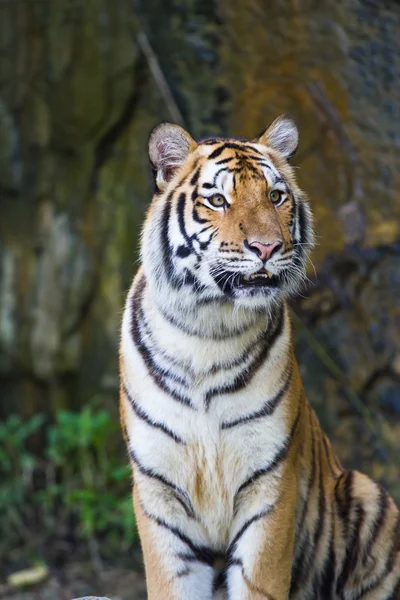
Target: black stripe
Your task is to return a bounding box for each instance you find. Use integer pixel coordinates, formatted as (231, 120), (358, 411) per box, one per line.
(212, 166), (230, 186)
(297, 200), (307, 247)
(292, 537), (312, 597)
(123, 384), (185, 445)
(204, 304), (285, 409)
(336, 500), (365, 596)
(138, 308), (196, 378)
(234, 402), (302, 502)
(318, 515), (336, 599)
(221, 364), (292, 430)
(138, 306), (190, 390)
(322, 433), (341, 478)
(130, 448), (194, 518)
(177, 192), (196, 253)
(243, 155), (270, 163)
(356, 511), (400, 600)
(176, 549), (224, 567)
(292, 199), (298, 243)
(160, 191), (178, 286)
(305, 439), (328, 592)
(224, 165), (256, 174)
(226, 558), (278, 600)
(363, 485), (389, 566)
(227, 508), (273, 559)
(159, 302), (263, 341)
(244, 162), (264, 178)
(215, 157), (234, 165)
(227, 557), (243, 567)
(208, 144), (233, 160)
(256, 161), (276, 173)
(334, 471), (356, 596)
(290, 531), (312, 597)
(213, 568), (227, 592)
(197, 224), (214, 235)
(206, 332), (264, 377)
(228, 150), (265, 162)
(313, 437), (327, 549)
(192, 189), (210, 224)
(177, 552), (210, 563)
(176, 245), (192, 258)
(144, 509), (216, 566)
(197, 232), (216, 252)
(291, 409), (325, 596)
(212, 508), (273, 593)
(200, 137), (222, 145)
(211, 142), (265, 159)
(176, 567), (191, 578)
(190, 168), (200, 185)
(130, 278), (195, 408)
(183, 268), (204, 289)
(145, 317), (268, 384)
(298, 406), (317, 534)
(207, 143), (251, 160)
(334, 471), (354, 526)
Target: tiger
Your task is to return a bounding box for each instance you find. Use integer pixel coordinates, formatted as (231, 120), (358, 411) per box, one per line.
(119, 114), (400, 600)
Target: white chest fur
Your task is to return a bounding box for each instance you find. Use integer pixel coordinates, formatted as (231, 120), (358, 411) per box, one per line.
(121, 277), (292, 550)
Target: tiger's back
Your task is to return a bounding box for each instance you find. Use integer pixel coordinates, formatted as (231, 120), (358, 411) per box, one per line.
(120, 116), (400, 599)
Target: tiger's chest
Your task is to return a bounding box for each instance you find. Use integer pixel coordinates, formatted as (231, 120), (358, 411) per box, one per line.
(121, 285), (291, 546)
(130, 392), (286, 547)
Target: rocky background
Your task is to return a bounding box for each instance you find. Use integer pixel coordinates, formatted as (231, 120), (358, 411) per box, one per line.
(0, 0), (399, 595)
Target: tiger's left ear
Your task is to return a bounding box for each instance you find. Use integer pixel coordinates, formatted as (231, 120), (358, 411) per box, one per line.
(149, 123), (197, 192)
(255, 114), (299, 160)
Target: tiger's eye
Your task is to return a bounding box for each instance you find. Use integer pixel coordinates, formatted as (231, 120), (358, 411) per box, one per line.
(269, 190), (282, 204)
(209, 194), (227, 208)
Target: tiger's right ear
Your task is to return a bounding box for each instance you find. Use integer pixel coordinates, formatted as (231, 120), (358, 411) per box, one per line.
(149, 123), (197, 192)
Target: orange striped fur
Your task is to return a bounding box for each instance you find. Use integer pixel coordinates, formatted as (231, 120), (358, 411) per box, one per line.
(119, 116), (400, 599)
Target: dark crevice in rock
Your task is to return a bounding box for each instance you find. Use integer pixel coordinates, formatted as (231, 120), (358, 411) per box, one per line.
(61, 271), (100, 340)
(361, 367), (400, 398)
(0, 184), (19, 198)
(91, 53), (147, 185)
(137, 0), (227, 137)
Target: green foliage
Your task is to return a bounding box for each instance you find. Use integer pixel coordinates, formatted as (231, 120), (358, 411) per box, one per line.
(0, 406), (135, 562)
(0, 414), (46, 555)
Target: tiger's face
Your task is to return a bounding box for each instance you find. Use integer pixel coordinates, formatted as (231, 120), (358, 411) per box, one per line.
(142, 115), (314, 309)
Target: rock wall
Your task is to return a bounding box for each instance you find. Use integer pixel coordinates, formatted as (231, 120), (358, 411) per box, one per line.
(0, 0), (163, 416)
(0, 0), (399, 499)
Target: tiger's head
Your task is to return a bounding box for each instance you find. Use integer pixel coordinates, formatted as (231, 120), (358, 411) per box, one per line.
(142, 115), (314, 310)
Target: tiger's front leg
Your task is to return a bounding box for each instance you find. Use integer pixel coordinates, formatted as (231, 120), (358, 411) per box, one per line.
(133, 487), (216, 600)
(225, 477), (298, 600)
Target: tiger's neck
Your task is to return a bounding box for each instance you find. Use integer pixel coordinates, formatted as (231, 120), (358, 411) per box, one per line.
(146, 272), (286, 344)
(135, 271), (292, 387)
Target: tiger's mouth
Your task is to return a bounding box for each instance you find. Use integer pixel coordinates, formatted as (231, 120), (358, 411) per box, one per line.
(214, 268), (280, 294)
(237, 268), (278, 288)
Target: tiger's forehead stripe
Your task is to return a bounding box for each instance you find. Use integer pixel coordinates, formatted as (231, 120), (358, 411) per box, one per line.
(195, 144), (282, 192)
(199, 164), (235, 195)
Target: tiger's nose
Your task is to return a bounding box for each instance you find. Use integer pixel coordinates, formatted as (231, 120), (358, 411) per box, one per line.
(245, 240), (282, 262)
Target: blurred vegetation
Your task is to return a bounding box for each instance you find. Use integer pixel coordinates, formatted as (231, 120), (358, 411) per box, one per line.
(0, 406), (135, 573)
